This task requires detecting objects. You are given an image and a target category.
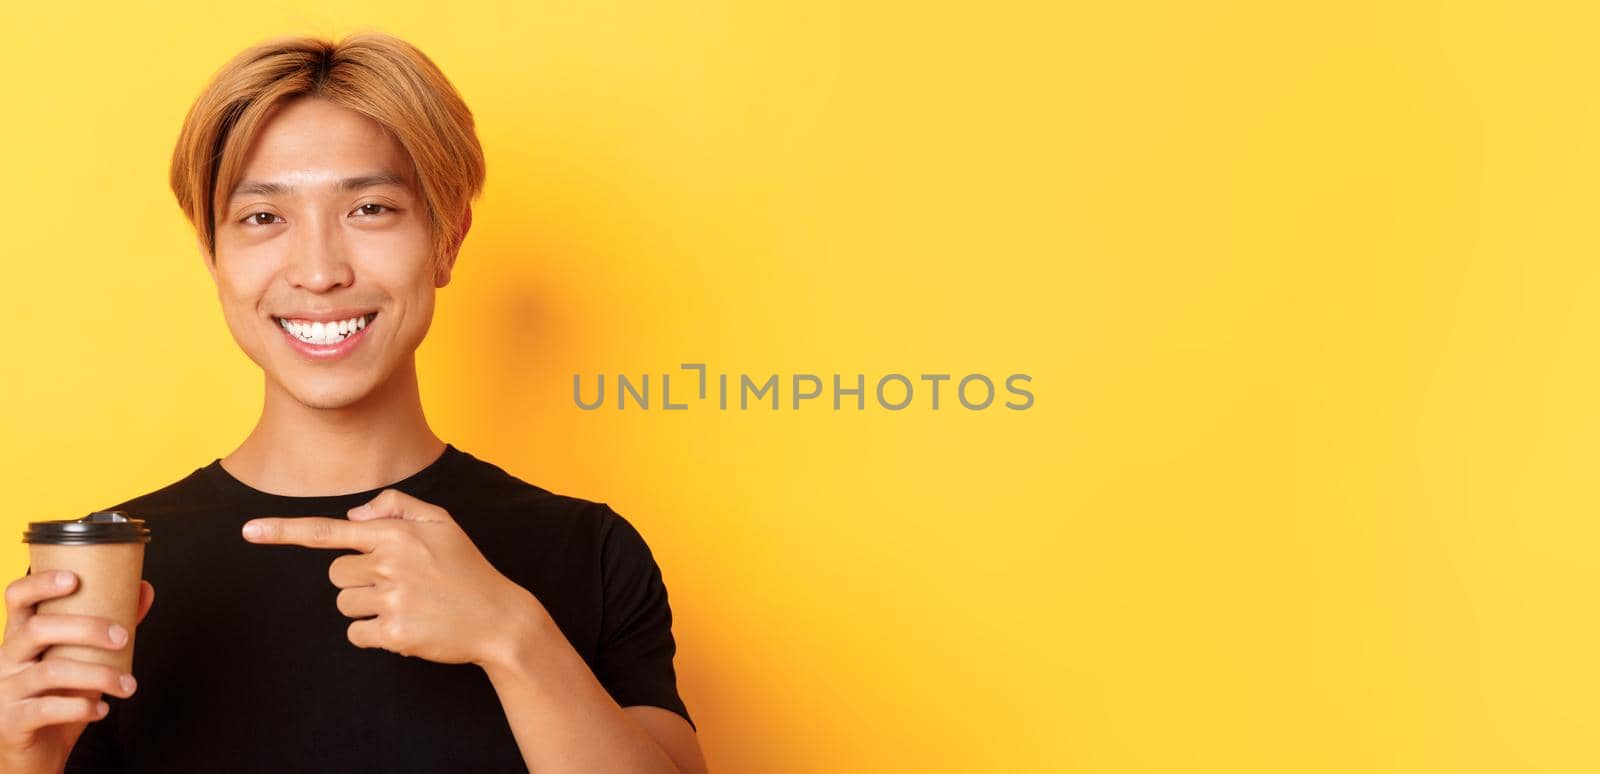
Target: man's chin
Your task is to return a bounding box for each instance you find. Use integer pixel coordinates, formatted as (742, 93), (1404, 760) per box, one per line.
(275, 377), (380, 411)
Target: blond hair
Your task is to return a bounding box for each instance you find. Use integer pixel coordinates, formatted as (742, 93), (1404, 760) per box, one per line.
(169, 31), (485, 269)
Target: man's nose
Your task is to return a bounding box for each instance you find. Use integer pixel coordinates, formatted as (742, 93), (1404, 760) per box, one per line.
(284, 213), (354, 292)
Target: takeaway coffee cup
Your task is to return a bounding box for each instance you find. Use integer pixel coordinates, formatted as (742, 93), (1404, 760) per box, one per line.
(22, 511), (150, 675)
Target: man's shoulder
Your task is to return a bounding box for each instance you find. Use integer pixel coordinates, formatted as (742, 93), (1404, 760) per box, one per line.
(440, 448), (622, 525)
(99, 463), (218, 518)
(449, 452), (655, 568)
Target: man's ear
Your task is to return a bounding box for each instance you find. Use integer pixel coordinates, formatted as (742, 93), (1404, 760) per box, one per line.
(434, 206), (472, 288)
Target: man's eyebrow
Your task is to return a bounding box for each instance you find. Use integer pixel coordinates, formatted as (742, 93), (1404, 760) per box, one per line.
(228, 172), (410, 199)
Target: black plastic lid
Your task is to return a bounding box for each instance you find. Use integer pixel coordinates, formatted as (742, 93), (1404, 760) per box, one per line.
(23, 511), (151, 545)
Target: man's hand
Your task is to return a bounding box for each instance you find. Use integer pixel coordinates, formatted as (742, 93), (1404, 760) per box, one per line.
(0, 572), (153, 774)
(241, 489), (550, 667)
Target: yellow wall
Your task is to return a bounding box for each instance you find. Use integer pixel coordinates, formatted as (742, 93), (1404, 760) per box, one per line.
(3, 1), (1594, 771)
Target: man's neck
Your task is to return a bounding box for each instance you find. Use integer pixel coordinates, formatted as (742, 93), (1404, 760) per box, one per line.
(219, 358), (446, 497)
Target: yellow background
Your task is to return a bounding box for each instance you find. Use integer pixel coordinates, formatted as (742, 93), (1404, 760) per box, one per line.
(1, 1), (1592, 771)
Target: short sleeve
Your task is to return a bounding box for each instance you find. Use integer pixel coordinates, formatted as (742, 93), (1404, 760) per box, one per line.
(592, 505), (695, 732)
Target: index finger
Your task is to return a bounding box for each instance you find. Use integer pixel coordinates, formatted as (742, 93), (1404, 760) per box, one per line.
(4, 570), (77, 640)
(242, 517), (382, 552)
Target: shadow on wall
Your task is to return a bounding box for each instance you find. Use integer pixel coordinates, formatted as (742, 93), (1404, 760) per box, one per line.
(424, 109), (766, 766)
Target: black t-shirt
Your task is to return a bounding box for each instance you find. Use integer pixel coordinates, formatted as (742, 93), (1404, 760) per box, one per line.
(61, 443), (692, 773)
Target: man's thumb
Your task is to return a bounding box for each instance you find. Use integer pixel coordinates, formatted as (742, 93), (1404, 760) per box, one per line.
(135, 580), (155, 624)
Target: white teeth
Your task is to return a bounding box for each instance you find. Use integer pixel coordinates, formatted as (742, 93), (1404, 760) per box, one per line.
(277, 314), (372, 346)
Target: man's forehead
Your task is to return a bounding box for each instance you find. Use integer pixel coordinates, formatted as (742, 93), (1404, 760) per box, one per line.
(228, 169), (412, 199)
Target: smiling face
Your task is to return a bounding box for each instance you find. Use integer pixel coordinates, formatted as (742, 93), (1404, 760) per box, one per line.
(207, 96), (454, 410)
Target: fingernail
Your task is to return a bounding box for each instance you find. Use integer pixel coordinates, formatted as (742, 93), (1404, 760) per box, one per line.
(120, 675), (136, 693)
(242, 523), (262, 539)
(108, 624), (128, 647)
(96, 701), (109, 716)
(54, 571), (72, 588)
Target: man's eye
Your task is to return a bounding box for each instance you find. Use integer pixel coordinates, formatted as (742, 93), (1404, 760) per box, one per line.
(242, 212), (281, 226)
(354, 203), (390, 217)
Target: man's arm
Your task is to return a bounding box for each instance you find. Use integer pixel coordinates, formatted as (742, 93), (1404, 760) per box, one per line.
(480, 593), (708, 774)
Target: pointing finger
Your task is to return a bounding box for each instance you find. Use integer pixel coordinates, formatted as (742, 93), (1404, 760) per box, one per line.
(241, 517), (381, 552)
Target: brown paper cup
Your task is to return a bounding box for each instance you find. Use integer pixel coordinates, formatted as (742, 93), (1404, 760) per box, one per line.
(23, 511), (149, 702)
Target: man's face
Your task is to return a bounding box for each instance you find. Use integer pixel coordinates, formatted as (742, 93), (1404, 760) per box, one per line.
(208, 96), (448, 410)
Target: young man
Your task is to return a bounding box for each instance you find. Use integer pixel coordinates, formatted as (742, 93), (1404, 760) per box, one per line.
(0, 32), (707, 773)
